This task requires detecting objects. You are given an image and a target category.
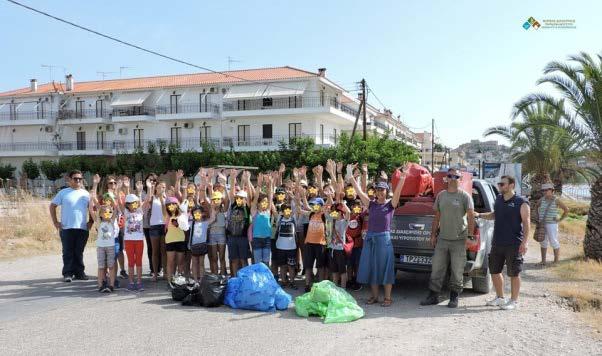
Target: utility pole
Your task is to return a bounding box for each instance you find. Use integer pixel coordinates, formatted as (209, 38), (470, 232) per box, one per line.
(228, 56), (242, 71)
(119, 66), (133, 78)
(431, 118), (435, 173)
(361, 79), (367, 141)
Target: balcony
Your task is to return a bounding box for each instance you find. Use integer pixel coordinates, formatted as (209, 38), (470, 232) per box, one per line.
(223, 96), (358, 119)
(155, 102), (217, 121)
(111, 106), (155, 122)
(0, 111), (57, 126)
(57, 109), (111, 124)
(57, 140), (113, 156)
(0, 141), (58, 156)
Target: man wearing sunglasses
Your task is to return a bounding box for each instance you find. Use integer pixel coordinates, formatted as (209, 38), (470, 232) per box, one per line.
(50, 170), (92, 283)
(421, 168), (475, 308)
(476, 175), (530, 311)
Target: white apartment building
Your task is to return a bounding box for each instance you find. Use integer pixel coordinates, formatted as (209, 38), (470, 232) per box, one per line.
(0, 66), (419, 170)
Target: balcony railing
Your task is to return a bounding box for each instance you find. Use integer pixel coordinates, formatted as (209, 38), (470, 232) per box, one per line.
(155, 102), (218, 115)
(58, 109), (111, 120)
(0, 141), (58, 151)
(0, 111), (57, 121)
(112, 106), (155, 117)
(223, 96), (359, 117)
(57, 140), (113, 151)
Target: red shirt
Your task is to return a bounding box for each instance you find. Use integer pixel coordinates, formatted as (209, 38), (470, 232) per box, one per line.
(346, 213), (363, 248)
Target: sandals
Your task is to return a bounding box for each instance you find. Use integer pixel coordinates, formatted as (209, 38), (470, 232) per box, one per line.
(381, 298), (393, 307)
(365, 297), (379, 305)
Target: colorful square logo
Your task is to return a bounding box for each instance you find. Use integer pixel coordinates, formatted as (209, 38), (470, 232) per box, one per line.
(523, 21), (531, 30)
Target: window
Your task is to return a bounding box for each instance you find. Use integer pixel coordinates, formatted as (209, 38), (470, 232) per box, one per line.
(200, 126), (211, 144)
(262, 124), (273, 139)
(170, 127), (181, 146)
(133, 128), (144, 149)
(320, 124), (324, 144)
(76, 131), (86, 150)
(262, 97), (273, 108)
(237, 99), (249, 111)
(9, 103), (17, 120)
(170, 94), (181, 114)
(37, 102), (45, 119)
(320, 90), (325, 106)
(95, 100), (104, 118)
(333, 128), (338, 144)
(96, 131), (106, 149)
(288, 96), (300, 108)
(199, 93), (209, 112)
(238, 125), (250, 146)
(75, 100), (85, 118)
(289, 123), (302, 140)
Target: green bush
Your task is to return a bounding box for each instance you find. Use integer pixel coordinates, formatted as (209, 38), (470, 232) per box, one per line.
(0, 163), (16, 180)
(22, 158), (40, 181)
(39, 160), (63, 181)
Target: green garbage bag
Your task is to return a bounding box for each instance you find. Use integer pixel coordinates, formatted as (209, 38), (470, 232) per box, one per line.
(294, 280), (364, 323)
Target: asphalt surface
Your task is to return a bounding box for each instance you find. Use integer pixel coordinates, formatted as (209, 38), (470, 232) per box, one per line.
(0, 248), (600, 355)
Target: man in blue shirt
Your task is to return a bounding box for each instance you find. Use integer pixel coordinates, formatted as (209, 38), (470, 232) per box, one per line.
(476, 175), (530, 310)
(50, 170), (91, 282)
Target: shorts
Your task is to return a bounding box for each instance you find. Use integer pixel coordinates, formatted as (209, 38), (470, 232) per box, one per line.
(489, 245), (523, 277)
(149, 224), (165, 239)
(208, 232), (226, 245)
(252, 238), (271, 250)
(329, 249), (347, 273)
(97, 246), (115, 269)
(303, 243), (326, 270)
(540, 223), (560, 249)
(190, 243), (208, 256)
(346, 247), (362, 269)
(276, 249), (297, 267)
(166, 241), (187, 252)
(227, 236), (249, 260)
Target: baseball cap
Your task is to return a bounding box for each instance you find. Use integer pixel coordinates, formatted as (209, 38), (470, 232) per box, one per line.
(541, 183), (554, 191)
(125, 194), (139, 204)
(309, 197), (325, 206)
(166, 196), (179, 205)
(299, 179), (308, 187)
(235, 190), (248, 198)
(375, 181), (389, 190)
(211, 191), (223, 200)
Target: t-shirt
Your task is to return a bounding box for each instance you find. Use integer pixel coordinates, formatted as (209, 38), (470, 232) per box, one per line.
(51, 187), (90, 230)
(346, 213), (363, 248)
(276, 216), (296, 250)
(209, 211), (227, 236)
(165, 217), (185, 244)
(330, 219), (348, 250)
(124, 209), (144, 241)
(434, 190), (474, 240)
(305, 212), (326, 245)
(96, 220), (115, 247)
(190, 220), (210, 245)
(252, 210), (272, 239)
(149, 197), (164, 226)
(367, 200), (395, 233)
(493, 194), (528, 246)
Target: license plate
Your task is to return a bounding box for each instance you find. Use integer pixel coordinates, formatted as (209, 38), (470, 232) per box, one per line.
(400, 255), (432, 265)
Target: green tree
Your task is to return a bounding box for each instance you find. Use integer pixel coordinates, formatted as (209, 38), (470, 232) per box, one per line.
(510, 52), (602, 260)
(39, 160), (63, 181)
(0, 163), (16, 180)
(22, 158), (40, 189)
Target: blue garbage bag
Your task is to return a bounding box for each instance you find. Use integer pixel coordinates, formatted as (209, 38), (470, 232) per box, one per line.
(224, 263), (291, 311)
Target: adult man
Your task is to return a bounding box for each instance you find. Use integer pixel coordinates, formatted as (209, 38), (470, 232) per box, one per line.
(476, 175), (530, 310)
(420, 168), (475, 308)
(50, 170), (92, 282)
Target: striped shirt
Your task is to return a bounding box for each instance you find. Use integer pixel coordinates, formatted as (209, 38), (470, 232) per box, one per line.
(538, 198), (558, 224)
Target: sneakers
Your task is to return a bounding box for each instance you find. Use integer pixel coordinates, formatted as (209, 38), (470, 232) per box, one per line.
(448, 291), (459, 308)
(420, 291), (440, 306)
(73, 274), (89, 281)
(304, 285), (311, 293)
(120, 270), (129, 279)
(350, 281), (363, 292)
(486, 296), (507, 307)
(136, 282), (144, 291)
(127, 283), (137, 292)
(500, 299), (518, 310)
(63, 275), (73, 283)
(98, 286), (104, 293)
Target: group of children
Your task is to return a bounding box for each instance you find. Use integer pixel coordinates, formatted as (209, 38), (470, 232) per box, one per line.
(89, 160), (380, 294)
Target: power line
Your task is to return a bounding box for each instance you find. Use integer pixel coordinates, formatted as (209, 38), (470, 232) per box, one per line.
(367, 86), (387, 110)
(6, 0), (331, 94)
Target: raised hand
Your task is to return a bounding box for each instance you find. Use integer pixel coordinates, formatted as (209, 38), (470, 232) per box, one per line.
(92, 174), (101, 185)
(292, 168), (299, 180)
(279, 163), (286, 174)
(361, 163), (368, 174)
(116, 178), (123, 190)
(336, 161), (344, 174)
(176, 169), (184, 180)
(135, 180), (143, 191)
(122, 177), (130, 188)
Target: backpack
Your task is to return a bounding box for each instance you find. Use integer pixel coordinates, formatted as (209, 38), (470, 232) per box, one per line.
(276, 216), (296, 239)
(227, 204), (249, 237)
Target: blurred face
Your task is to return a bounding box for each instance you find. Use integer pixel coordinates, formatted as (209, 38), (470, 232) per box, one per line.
(367, 188), (375, 199)
(193, 210), (203, 221)
(323, 186), (334, 196)
(308, 187), (318, 197)
(186, 184), (196, 195)
(211, 197), (222, 207)
(259, 199), (269, 211)
(102, 198), (113, 206)
(329, 210), (340, 219)
(166, 203), (178, 213)
(283, 208), (292, 218)
(345, 187), (356, 199)
(311, 204), (321, 213)
(352, 205), (362, 214)
(235, 197), (245, 207)
(100, 207), (113, 220)
(276, 192), (286, 202)
(543, 188), (554, 197)
(70, 174), (84, 189)
(497, 178), (513, 194)
(127, 201), (139, 211)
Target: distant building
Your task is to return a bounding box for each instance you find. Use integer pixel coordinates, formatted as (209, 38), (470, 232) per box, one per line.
(453, 139), (513, 171)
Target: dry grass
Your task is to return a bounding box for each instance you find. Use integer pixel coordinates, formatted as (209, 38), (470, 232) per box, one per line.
(559, 198), (590, 216)
(0, 193), (96, 260)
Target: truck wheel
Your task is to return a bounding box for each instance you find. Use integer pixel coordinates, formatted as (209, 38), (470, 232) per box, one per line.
(472, 272), (492, 293)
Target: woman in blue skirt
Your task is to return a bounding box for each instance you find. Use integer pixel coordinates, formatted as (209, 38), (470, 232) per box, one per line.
(349, 164), (406, 307)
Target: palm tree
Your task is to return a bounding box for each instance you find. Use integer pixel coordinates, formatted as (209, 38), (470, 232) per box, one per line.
(512, 52), (602, 261)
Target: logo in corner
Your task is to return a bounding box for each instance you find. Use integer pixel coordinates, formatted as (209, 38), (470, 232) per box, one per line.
(523, 16), (541, 30)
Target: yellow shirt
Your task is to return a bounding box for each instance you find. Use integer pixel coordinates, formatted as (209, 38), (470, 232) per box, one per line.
(165, 217), (185, 244)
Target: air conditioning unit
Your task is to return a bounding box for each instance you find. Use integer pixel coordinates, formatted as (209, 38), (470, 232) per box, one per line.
(44, 126), (54, 133)
(183, 122), (193, 129)
(105, 124), (114, 132)
(118, 128), (129, 135)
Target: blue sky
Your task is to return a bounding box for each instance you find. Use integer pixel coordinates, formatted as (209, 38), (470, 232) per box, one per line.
(1, 0), (600, 148)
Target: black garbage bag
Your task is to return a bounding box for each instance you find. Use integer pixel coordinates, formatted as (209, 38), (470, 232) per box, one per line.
(172, 283), (190, 302)
(182, 284), (202, 306)
(200, 274), (228, 307)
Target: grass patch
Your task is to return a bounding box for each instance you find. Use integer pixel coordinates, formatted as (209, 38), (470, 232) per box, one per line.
(559, 198), (590, 216)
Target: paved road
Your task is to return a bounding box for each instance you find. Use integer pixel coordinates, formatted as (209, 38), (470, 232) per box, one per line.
(0, 249), (600, 355)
